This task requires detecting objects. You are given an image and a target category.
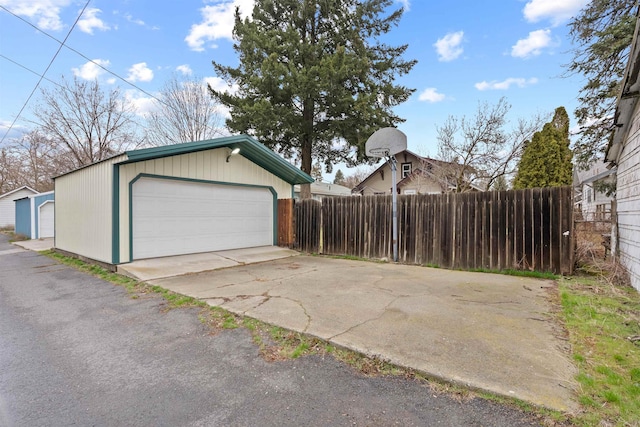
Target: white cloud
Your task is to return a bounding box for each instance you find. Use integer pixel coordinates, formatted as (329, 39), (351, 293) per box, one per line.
(418, 88), (445, 103)
(475, 77), (539, 91)
(511, 29), (552, 58)
(77, 8), (110, 34)
(523, 0), (589, 26)
(0, 0), (71, 31)
(176, 64), (193, 76)
(205, 76), (238, 118)
(434, 31), (464, 62)
(0, 120), (29, 142)
(124, 13), (145, 26)
(124, 90), (158, 117)
(205, 76), (238, 95)
(185, 0), (254, 51)
(127, 62), (154, 82)
(71, 59), (110, 80)
(396, 0), (410, 11)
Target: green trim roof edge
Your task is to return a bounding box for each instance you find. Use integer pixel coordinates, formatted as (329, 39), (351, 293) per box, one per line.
(121, 135), (313, 185)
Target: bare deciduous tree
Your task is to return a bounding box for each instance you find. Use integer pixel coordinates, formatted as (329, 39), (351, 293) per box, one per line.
(11, 130), (70, 192)
(145, 75), (223, 146)
(406, 157), (459, 194)
(34, 77), (140, 169)
(343, 168), (375, 190)
(435, 97), (545, 192)
(0, 148), (22, 194)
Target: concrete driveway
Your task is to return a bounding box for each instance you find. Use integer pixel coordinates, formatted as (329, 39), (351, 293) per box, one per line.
(140, 254), (578, 412)
(118, 246), (299, 281)
(0, 233), (544, 426)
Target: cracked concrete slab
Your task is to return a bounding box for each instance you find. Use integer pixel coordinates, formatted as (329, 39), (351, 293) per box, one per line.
(118, 246), (299, 281)
(245, 296), (310, 332)
(148, 255), (578, 413)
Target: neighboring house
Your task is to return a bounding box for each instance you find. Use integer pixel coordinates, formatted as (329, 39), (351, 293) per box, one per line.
(14, 191), (55, 239)
(605, 14), (640, 292)
(293, 181), (352, 201)
(53, 135), (313, 267)
(573, 161), (616, 221)
(352, 150), (483, 195)
(0, 186), (38, 229)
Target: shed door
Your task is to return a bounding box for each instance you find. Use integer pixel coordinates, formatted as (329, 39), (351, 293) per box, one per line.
(132, 177), (273, 260)
(39, 202), (55, 238)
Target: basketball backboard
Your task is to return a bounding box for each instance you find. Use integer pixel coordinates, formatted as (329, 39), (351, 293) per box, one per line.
(365, 127), (407, 158)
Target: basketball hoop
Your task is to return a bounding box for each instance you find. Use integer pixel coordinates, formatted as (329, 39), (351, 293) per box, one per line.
(364, 127), (408, 263)
(367, 147), (391, 158)
(365, 127), (407, 158)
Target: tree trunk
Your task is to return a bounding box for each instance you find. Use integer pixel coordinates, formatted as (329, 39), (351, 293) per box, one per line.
(300, 98), (314, 199)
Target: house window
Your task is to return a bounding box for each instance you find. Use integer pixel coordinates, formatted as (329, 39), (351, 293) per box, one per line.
(585, 187), (592, 204)
(401, 162), (412, 178)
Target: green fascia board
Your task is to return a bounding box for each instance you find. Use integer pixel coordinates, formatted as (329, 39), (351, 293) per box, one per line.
(120, 135), (314, 185)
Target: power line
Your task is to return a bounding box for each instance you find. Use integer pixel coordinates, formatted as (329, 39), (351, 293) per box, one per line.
(0, 54), (65, 90)
(0, 5), (167, 112)
(0, 0), (91, 144)
(0, 54), (152, 138)
(0, 5), (219, 145)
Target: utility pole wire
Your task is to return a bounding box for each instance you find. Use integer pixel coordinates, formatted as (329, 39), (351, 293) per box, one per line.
(0, 54), (66, 90)
(0, 1), (91, 145)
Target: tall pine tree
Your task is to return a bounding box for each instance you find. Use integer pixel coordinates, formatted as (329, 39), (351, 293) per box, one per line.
(209, 0), (416, 198)
(566, 0), (636, 167)
(513, 107), (573, 189)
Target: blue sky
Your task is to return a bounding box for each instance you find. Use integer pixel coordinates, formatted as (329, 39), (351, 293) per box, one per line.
(0, 0), (589, 180)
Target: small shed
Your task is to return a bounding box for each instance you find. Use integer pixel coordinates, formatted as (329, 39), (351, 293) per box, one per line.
(14, 191), (55, 239)
(54, 135), (313, 266)
(0, 186), (38, 229)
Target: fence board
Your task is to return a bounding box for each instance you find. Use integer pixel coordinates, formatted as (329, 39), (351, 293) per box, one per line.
(277, 199), (294, 247)
(293, 186), (573, 274)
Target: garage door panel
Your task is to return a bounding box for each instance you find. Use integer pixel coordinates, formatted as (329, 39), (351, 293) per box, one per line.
(132, 178), (273, 259)
(39, 202), (55, 238)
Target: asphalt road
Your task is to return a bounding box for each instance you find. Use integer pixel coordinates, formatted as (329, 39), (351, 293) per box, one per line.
(0, 234), (545, 426)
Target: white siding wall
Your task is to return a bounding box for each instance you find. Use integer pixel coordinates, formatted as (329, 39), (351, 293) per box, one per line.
(0, 188), (37, 228)
(402, 178), (443, 195)
(55, 155), (127, 264)
(616, 103), (640, 291)
(117, 148), (291, 262)
(360, 166), (392, 195)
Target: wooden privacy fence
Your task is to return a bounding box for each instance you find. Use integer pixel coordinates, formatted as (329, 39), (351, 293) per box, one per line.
(277, 199), (295, 247)
(290, 186), (574, 275)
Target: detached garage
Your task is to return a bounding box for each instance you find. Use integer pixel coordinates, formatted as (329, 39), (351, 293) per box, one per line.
(0, 186), (38, 229)
(54, 135), (313, 266)
(14, 191), (55, 239)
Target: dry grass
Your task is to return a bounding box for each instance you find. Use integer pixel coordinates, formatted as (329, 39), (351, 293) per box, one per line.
(574, 220), (629, 287)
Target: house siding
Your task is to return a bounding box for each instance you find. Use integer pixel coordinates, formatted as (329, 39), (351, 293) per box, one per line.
(401, 179), (443, 195)
(55, 155), (127, 264)
(355, 152), (460, 196)
(0, 187), (38, 228)
(116, 148), (292, 263)
(616, 102), (640, 291)
(359, 167), (391, 195)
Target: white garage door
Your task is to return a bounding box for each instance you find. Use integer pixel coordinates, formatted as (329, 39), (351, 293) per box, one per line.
(39, 202), (55, 238)
(132, 177), (274, 260)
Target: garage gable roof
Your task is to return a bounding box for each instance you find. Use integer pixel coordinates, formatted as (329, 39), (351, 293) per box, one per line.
(607, 8), (640, 164)
(0, 186), (38, 200)
(121, 135), (313, 185)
